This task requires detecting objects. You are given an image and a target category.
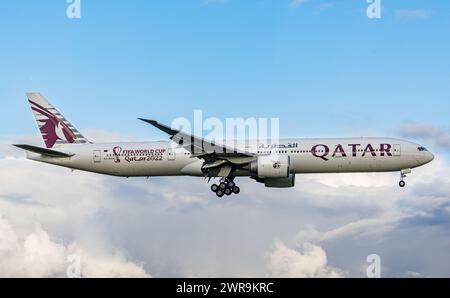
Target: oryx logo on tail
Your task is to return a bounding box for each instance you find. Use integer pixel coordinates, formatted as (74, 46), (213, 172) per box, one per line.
(26, 93), (89, 148)
(30, 100), (76, 147)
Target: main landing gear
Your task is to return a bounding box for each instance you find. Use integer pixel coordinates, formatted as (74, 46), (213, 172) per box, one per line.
(399, 168), (411, 188)
(211, 178), (240, 198)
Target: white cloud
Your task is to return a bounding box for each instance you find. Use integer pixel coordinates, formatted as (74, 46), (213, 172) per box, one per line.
(0, 216), (150, 278)
(405, 271), (423, 278)
(0, 218), (65, 277)
(203, 0), (227, 5)
(399, 123), (450, 150)
(293, 156), (450, 238)
(290, 0), (309, 8)
(395, 9), (432, 20)
(267, 239), (345, 278)
(0, 132), (155, 278)
(293, 214), (399, 246)
(68, 247), (150, 278)
(314, 1), (338, 13)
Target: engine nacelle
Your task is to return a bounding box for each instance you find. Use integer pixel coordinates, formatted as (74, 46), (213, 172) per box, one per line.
(264, 174), (296, 188)
(251, 154), (291, 178)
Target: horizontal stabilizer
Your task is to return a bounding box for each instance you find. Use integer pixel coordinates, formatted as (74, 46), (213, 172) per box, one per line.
(13, 144), (74, 158)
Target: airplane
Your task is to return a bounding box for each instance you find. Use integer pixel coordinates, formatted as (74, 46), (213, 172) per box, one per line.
(14, 93), (435, 198)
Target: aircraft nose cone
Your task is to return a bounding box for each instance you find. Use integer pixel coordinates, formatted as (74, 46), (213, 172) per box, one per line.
(428, 152), (435, 163)
(422, 151), (435, 165)
(417, 151), (434, 166)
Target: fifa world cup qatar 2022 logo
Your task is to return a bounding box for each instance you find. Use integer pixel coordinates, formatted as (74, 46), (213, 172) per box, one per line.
(113, 146), (122, 163)
(111, 147), (166, 163)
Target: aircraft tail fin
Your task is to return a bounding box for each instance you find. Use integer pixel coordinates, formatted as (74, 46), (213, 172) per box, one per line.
(26, 93), (90, 148)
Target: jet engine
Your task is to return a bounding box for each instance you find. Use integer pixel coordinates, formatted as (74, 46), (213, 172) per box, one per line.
(248, 155), (295, 188)
(250, 154), (291, 178)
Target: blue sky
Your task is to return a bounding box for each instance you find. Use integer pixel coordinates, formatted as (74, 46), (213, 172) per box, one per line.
(1, 0), (449, 141)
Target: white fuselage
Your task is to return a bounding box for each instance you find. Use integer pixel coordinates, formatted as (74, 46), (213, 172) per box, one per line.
(26, 137), (434, 178)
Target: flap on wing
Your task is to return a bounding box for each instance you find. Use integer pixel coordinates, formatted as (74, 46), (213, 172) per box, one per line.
(217, 165), (233, 178)
(13, 144), (74, 158)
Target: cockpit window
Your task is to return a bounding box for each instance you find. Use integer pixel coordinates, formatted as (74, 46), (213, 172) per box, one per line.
(417, 147), (428, 152)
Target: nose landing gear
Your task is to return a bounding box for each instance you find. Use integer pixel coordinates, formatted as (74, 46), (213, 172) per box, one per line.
(399, 168), (411, 188)
(211, 178), (240, 198)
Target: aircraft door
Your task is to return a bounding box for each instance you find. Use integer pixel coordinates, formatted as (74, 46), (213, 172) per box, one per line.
(93, 150), (102, 163)
(393, 144), (401, 157)
(168, 148), (176, 161)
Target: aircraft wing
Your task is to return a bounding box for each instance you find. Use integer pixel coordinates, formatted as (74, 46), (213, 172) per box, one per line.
(139, 118), (256, 178)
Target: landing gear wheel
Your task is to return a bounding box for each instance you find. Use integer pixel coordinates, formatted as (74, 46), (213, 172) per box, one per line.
(399, 169), (411, 189)
(213, 178), (240, 197)
(211, 184), (219, 192)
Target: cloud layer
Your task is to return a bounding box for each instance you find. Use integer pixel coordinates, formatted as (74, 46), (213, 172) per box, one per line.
(1, 131), (450, 277)
(0, 216), (149, 278)
(267, 240), (344, 278)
